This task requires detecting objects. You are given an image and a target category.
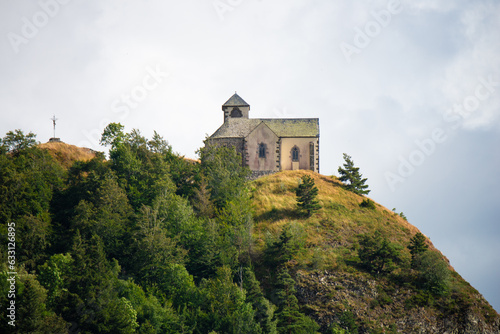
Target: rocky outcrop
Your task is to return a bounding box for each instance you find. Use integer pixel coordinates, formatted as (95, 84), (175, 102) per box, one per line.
(295, 270), (500, 333)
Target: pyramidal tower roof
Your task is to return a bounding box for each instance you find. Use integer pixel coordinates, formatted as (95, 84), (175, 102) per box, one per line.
(223, 92), (250, 107)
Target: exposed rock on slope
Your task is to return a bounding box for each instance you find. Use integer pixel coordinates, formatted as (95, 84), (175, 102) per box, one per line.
(296, 270), (499, 333)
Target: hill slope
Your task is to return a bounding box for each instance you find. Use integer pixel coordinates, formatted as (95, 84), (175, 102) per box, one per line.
(30, 142), (500, 333)
(38, 141), (97, 168)
(250, 170), (500, 333)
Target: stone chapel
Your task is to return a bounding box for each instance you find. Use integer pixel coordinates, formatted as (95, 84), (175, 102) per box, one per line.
(209, 93), (319, 178)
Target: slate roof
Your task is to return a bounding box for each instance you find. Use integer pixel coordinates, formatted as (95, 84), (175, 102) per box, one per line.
(261, 118), (319, 137)
(210, 118), (261, 138)
(210, 118), (319, 139)
(223, 93), (250, 107)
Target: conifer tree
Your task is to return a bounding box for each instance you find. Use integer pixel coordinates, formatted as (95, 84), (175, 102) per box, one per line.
(243, 268), (277, 334)
(358, 231), (402, 275)
(296, 175), (321, 217)
(337, 153), (370, 195)
(274, 269), (319, 334)
(408, 232), (428, 268)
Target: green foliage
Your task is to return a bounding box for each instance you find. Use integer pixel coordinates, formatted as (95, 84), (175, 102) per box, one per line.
(413, 251), (451, 296)
(337, 153), (370, 195)
(192, 176), (215, 217)
(0, 136), (65, 270)
(51, 232), (142, 334)
(199, 266), (262, 334)
(117, 279), (187, 333)
(370, 286), (393, 309)
(327, 323), (347, 334)
(358, 231), (402, 275)
(274, 269), (320, 334)
(101, 123), (176, 210)
(16, 213), (52, 270)
(100, 122), (126, 148)
(0, 129), (38, 153)
(406, 291), (434, 308)
(1, 127), (490, 333)
(338, 310), (359, 334)
(359, 199), (375, 210)
(243, 267), (277, 334)
(198, 139), (250, 210)
(391, 208), (407, 220)
(265, 222), (307, 268)
(0, 269), (69, 333)
(38, 253), (73, 307)
(0, 143), (64, 222)
(71, 175), (134, 262)
(296, 175), (321, 216)
(408, 232), (428, 268)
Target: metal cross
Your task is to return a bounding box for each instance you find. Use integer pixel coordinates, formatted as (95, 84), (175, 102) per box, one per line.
(51, 115), (58, 138)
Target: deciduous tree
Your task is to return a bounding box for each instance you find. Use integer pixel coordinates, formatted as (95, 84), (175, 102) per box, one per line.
(198, 139), (250, 210)
(0, 129), (37, 153)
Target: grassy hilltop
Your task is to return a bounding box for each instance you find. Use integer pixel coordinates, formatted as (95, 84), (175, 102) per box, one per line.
(38, 141), (97, 168)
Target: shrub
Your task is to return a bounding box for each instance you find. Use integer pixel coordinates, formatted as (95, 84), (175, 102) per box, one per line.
(413, 251), (451, 296)
(406, 291), (434, 308)
(265, 222), (306, 268)
(330, 202), (347, 211)
(339, 310), (358, 334)
(359, 199), (375, 210)
(358, 231), (402, 275)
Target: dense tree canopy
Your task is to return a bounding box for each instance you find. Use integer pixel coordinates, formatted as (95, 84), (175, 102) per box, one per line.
(0, 127), (315, 334)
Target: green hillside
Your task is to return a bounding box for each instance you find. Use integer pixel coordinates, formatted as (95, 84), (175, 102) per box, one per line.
(249, 171), (499, 333)
(0, 127), (498, 333)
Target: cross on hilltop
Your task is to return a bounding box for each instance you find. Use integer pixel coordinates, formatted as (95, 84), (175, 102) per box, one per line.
(49, 115), (61, 142)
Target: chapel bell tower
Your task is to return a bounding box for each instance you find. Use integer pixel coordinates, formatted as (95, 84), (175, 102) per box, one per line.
(222, 92), (250, 122)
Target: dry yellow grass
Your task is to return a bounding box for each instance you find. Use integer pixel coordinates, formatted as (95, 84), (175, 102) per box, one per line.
(250, 170), (439, 270)
(38, 141), (97, 168)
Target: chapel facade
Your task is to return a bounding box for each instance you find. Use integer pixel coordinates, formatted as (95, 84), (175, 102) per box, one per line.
(209, 93), (319, 178)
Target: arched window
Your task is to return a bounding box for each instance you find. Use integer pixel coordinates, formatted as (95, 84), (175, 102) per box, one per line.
(291, 146), (299, 162)
(230, 107), (242, 117)
(258, 143), (266, 158)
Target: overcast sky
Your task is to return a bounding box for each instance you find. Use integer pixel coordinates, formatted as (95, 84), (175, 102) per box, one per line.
(1, 0), (499, 312)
